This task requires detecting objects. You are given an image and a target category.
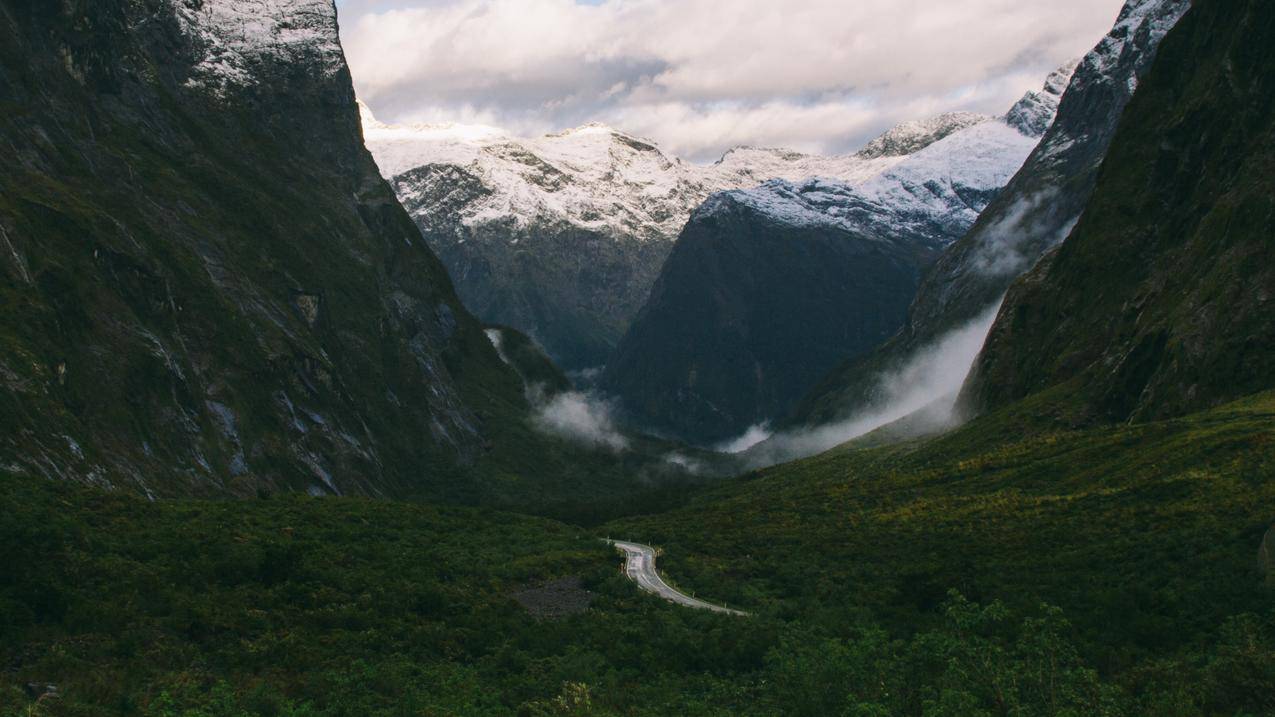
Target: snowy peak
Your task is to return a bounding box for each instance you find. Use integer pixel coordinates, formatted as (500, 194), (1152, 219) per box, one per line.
(711, 119), (1039, 244)
(1005, 60), (1079, 136)
(713, 66), (1069, 242)
(362, 107), (913, 243)
(172, 0), (345, 96)
(1074, 0), (1189, 96)
(1007, 60), (1080, 136)
(856, 112), (994, 160)
(1032, 0), (1189, 169)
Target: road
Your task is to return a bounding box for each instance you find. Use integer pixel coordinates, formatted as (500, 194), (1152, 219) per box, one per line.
(609, 540), (748, 616)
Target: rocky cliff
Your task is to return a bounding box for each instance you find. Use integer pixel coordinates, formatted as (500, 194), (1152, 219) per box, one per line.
(965, 0), (1275, 423)
(0, 0), (596, 502)
(790, 0), (1189, 429)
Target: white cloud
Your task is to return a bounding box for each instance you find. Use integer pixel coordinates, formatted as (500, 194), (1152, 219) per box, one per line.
(532, 389), (630, 452)
(743, 302), (1004, 469)
(340, 0), (1124, 160)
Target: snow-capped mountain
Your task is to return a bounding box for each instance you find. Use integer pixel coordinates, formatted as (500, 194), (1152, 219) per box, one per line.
(600, 68), (1072, 444)
(361, 106), (990, 369)
(787, 0), (1191, 433)
(856, 111), (993, 159)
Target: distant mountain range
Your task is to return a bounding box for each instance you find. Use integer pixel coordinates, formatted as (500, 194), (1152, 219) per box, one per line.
(361, 106), (995, 369)
(787, 0), (1191, 436)
(600, 69), (1071, 445)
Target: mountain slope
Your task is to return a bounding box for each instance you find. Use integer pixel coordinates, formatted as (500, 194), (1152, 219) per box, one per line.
(965, 0), (1275, 423)
(0, 0), (678, 507)
(790, 0), (1190, 430)
(362, 109), (988, 369)
(601, 83), (1063, 445)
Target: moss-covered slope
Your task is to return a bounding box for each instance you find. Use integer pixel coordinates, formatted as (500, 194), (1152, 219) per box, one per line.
(0, 0), (692, 508)
(966, 0), (1275, 423)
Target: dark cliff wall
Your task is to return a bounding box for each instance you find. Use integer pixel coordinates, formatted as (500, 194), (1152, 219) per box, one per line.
(965, 0), (1275, 423)
(0, 0), (533, 500)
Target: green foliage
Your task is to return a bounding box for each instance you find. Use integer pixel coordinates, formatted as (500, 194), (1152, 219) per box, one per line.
(5, 398), (1275, 715)
(610, 392), (1275, 713)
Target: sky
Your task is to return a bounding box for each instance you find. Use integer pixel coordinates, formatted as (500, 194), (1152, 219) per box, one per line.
(336, 0), (1126, 162)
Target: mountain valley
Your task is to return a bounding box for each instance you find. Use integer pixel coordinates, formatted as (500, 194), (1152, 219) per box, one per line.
(3, 0), (1274, 714)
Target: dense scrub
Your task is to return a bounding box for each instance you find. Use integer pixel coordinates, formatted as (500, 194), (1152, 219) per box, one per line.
(4, 393), (1274, 715)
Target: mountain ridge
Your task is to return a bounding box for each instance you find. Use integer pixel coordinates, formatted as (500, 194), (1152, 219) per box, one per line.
(362, 106), (1001, 368)
(0, 0), (694, 509)
(786, 0), (1191, 435)
(964, 0), (1275, 423)
(600, 69), (1070, 445)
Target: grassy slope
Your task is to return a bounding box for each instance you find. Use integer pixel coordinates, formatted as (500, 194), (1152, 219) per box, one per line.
(0, 474), (767, 717)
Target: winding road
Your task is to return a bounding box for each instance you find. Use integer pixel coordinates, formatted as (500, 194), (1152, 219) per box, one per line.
(610, 540), (748, 616)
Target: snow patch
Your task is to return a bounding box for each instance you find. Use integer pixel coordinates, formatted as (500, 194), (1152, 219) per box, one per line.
(360, 101), (941, 247)
(172, 0), (345, 96)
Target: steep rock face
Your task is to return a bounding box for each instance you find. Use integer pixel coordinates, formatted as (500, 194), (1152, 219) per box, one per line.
(361, 109), (984, 369)
(790, 0), (1189, 428)
(602, 100), (1054, 444)
(965, 0), (1275, 423)
(0, 0), (533, 500)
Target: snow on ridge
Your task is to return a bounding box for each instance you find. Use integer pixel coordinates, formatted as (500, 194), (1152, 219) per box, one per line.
(362, 102), (912, 243)
(714, 120), (1039, 239)
(173, 0), (345, 96)
(1071, 0), (1189, 96)
(708, 64), (1070, 241)
(1035, 0), (1189, 165)
(856, 112), (994, 159)
(1005, 60), (1079, 137)
(364, 55), (1075, 248)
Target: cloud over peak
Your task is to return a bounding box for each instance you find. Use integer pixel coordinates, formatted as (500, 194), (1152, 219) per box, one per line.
(340, 0), (1123, 161)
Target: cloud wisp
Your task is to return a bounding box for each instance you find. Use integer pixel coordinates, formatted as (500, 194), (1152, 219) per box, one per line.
(340, 0), (1123, 161)
(530, 387), (631, 452)
(740, 303), (1004, 469)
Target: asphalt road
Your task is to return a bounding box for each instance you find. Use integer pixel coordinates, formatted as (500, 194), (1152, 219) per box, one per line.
(610, 540), (748, 616)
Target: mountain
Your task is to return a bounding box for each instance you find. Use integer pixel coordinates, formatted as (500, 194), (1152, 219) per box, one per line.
(964, 0), (1275, 423)
(789, 0), (1190, 432)
(361, 107), (987, 369)
(601, 80), (1067, 445)
(0, 0), (683, 507)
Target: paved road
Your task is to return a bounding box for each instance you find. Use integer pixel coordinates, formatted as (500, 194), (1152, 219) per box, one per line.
(610, 540), (748, 616)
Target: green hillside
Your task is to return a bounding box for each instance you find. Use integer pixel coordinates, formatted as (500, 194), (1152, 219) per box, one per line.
(5, 391), (1274, 715)
(966, 0), (1275, 423)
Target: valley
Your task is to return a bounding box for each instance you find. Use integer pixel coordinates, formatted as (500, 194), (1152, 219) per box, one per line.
(2, 0), (1274, 714)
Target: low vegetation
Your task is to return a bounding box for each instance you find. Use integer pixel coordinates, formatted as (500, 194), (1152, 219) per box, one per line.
(4, 392), (1274, 715)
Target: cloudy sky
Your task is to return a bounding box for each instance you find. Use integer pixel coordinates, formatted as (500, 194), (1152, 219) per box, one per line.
(337, 0), (1125, 162)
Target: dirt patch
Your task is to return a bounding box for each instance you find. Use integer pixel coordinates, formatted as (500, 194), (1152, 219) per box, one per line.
(511, 576), (594, 619)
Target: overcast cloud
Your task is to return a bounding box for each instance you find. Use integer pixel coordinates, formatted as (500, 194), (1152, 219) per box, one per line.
(338, 0), (1123, 161)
